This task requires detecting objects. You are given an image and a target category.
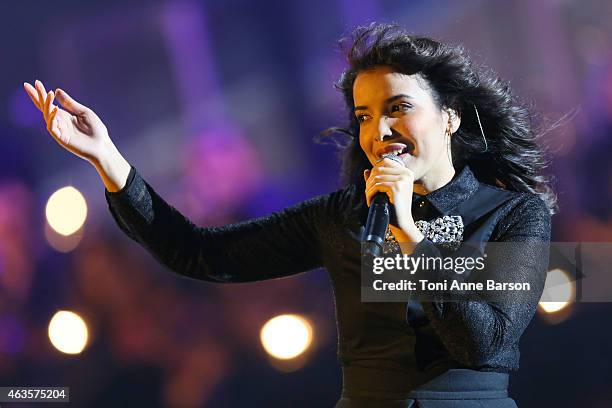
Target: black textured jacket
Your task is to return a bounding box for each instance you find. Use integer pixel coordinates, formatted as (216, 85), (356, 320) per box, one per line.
(104, 164), (551, 392)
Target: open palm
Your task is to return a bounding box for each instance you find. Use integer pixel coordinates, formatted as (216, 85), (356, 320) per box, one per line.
(24, 80), (112, 163)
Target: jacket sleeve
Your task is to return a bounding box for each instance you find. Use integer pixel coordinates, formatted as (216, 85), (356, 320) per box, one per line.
(414, 194), (552, 368)
(104, 165), (343, 283)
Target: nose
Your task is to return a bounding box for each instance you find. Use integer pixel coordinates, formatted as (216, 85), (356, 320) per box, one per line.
(374, 116), (393, 142)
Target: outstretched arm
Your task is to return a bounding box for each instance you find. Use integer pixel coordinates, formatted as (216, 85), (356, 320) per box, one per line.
(26, 80), (340, 283)
(105, 165), (345, 283)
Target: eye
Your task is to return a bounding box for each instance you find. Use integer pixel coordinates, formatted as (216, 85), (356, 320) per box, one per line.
(356, 114), (371, 123)
(390, 103), (412, 113)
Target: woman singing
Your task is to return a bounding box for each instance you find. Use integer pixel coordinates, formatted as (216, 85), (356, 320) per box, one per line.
(25, 23), (553, 408)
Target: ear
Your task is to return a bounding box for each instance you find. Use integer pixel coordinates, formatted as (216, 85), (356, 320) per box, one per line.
(444, 108), (461, 134)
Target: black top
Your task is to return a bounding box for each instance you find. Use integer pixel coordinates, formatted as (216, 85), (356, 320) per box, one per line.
(104, 164), (551, 395)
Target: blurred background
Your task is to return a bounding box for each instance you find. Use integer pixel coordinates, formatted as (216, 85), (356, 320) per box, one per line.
(1, 0), (612, 406)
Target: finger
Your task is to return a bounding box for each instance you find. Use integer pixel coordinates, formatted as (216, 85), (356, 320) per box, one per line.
(366, 183), (395, 204)
(367, 175), (402, 186)
(23, 82), (42, 111)
(35, 79), (48, 95)
(47, 106), (62, 139)
(375, 157), (404, 167)
(370, 166), (407, 176)
(380, 157), (406, 167)
(371, 164), (415, 180)
(55, 88), (89, 115)
(44, 91), (55, 122)
(366, 181), (396, 194)
(365, 183), (395, 206)
(35, 80), (47, 111)
(365, 175), (401, 193)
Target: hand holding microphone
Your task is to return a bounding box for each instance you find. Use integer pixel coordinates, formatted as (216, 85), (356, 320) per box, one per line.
(362, 152), (423, 256)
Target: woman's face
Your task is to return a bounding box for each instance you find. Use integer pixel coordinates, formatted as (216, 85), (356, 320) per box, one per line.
(353, 65), (458, 183)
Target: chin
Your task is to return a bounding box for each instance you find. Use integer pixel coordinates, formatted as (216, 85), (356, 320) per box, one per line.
(401, 155), (421, 172)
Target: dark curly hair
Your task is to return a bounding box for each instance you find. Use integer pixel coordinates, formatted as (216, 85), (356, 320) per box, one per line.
(323, 23), (557, 214)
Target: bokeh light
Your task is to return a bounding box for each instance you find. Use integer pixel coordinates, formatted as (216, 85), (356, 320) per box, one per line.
(48, 310), (89, 355)
(260, 314), (313, 360)
(44, 221), (84, 253)
(45, 186), (88, 236)
(539, 268), (575, 314)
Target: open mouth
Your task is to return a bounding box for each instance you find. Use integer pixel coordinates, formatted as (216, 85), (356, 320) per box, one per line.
(376, 142), (415, 160)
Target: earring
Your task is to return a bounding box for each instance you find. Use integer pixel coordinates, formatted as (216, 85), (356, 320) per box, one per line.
(445, 109), (454, 137)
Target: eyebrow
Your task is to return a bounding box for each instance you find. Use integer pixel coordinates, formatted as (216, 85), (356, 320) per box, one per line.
(353, 94), (414, 112)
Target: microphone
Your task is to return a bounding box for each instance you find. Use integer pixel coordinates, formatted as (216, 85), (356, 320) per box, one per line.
(362, 151), (404, 258)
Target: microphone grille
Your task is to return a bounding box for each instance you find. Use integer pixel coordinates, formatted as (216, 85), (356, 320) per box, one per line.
(381, 151), (404, 165)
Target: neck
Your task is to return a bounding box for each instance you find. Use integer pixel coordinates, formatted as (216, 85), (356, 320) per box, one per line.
(413, 164), (456, 195)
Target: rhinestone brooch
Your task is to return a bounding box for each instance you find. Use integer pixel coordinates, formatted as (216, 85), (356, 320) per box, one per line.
(385, 215), (464, 252)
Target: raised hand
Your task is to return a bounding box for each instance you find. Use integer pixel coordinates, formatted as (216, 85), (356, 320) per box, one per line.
(24, 80), (132, 192)
(23, 80), (113, 164)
